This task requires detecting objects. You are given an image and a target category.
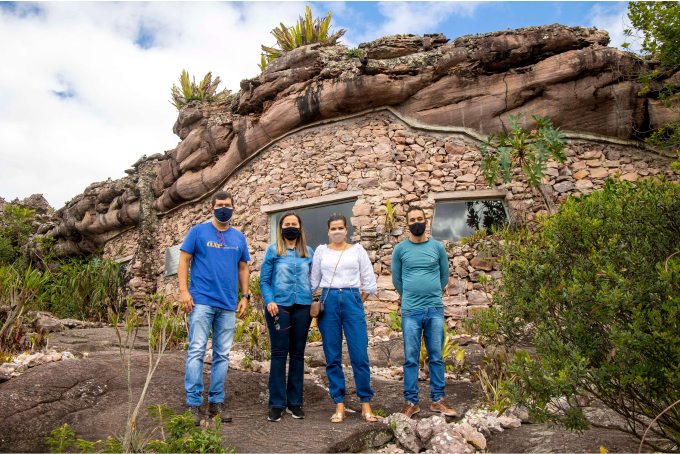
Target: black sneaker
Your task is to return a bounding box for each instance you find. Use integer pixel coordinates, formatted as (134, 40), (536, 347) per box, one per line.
(286, 406), (305, 419)
(268, 408), (284, 422)
(207, 402), (232, 423)
(189, 406), (202, 426)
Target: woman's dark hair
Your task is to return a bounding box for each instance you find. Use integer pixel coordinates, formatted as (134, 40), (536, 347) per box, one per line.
(327, 212), (347, 229)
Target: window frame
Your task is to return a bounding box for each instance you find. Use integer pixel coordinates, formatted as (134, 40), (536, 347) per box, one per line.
(261, 191), (362, 248)
(430, 190), (510, 242)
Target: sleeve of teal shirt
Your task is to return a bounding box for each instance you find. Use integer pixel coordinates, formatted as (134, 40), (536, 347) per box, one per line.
(259, 247), (275, 304)
(392, 243), (403, 295)
(438, 242), (450, 292)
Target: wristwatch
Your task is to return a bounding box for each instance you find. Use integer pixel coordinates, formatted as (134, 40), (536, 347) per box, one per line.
(242, 294), (251, 301)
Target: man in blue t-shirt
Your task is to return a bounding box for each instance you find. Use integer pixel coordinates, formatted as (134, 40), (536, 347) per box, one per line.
(392, 205), (457, 419)
(178, 190), (251, 425)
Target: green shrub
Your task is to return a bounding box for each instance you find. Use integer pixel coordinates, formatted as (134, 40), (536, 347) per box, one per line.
(387, 311), (401, 332)
(469, 177), (680, 450)
(148, 410), (231, 453)
(46, 424), (75, 453)
(347, 47), (362, 58)
(0, 205), (34, 266)
(45, 258), (123, 321)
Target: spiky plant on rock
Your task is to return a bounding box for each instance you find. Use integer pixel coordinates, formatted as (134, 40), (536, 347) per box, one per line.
(169, 70), (230, 111)
(259, 6), (346, 70)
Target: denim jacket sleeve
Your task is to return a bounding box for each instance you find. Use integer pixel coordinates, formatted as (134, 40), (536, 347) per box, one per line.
(259, 246), (275, 304)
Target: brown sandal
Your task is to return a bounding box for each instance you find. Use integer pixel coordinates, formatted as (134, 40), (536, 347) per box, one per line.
(331, 412), (345, 423)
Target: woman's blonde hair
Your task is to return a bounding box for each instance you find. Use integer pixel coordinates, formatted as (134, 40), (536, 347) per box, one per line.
(275, 211), (310, 257)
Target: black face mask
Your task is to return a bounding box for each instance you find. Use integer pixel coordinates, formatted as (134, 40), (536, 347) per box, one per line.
(408, 222), (426, 237)
(282, 227), (301, 241)
(214, 207), (233, 223)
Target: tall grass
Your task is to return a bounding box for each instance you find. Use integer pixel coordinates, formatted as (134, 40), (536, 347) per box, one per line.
(44, 258), (124, 321)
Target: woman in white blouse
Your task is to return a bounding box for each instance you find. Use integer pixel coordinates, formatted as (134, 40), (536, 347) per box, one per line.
(310, 213), (378, 423)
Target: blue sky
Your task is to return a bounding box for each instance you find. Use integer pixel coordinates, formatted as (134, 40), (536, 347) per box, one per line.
(0, 1), (633, 207)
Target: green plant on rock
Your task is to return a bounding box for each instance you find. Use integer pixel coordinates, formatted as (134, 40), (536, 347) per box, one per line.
(474, 348), (516, 414)
(259, 6), (346, 70)
(387, 310), (401, 332)
(169, 70), (230, 111)
(347, 47), (362, 58)
(148, 409), (231, 454)
(468, 177), (680, 451)
(480, 112), (566, 215)
(441, 326), (458, 360)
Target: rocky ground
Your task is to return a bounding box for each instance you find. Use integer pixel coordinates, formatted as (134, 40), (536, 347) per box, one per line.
(0, 326), (646, 453)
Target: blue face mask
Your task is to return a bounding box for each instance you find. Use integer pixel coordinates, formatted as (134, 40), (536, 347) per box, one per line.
(214, 207), (233, 223)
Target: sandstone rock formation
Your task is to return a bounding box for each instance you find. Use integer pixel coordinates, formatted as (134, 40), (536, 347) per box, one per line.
(32, 24), (675, 259)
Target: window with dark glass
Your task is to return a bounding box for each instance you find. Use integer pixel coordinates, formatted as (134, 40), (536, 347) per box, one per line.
(270, 200), (356, 250)
(431, 200), (508, 242)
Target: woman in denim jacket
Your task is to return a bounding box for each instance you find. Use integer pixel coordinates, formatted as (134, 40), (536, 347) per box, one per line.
(259, 211), (314, 422)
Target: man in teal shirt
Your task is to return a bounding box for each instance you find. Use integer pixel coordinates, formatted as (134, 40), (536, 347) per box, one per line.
(392, 205), (457, 418)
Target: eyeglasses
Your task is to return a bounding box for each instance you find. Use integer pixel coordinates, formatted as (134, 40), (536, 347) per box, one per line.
(274, 310), (290, 331)
(215, 230), (225, 247)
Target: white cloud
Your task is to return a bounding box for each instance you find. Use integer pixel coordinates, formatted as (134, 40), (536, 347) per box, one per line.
(348, 1), (480, 46)
(588, 2), (637, 52)
(0, 1), (307, 208)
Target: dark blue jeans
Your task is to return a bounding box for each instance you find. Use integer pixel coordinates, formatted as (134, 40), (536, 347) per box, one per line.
(265, 304), (312, 409)
(317, 288), (373, 404)
(402, 307), (446, 405)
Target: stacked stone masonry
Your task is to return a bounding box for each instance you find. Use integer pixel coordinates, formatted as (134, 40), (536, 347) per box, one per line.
(103, 111), (676, 327)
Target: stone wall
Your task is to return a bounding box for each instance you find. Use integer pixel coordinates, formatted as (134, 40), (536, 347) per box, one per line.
(103, 111), (677, 329)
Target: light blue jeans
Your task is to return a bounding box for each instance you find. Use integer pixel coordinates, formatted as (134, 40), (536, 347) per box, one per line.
(317, 288), (374, 404)
(185, 303), (235, 407)
(402, 307), (446, 405)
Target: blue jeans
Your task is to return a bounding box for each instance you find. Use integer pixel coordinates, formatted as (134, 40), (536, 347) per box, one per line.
(402, 307), (446, 405)
(264, 304), (312, 409)
(185, 304), (235, 407)
(317, 288), (373, 404)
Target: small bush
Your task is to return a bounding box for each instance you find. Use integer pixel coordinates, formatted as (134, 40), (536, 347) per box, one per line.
(387, 311), (401, 332)
(347, 47), (362, 58)
(169, 70), (230, 111)
(45, 258), (123, 321)
(0, 205), (34, 266)
(469, 177), (680, 450)
(150, 307), (187, 349)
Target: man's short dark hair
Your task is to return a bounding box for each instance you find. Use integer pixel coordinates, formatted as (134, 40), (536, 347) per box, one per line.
(406, 205), (426, 222)
(211, 191), (233, 207)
